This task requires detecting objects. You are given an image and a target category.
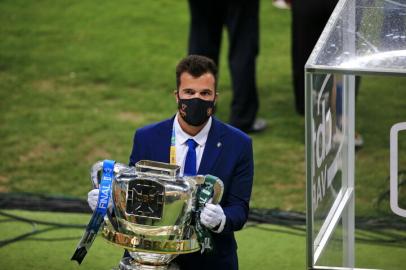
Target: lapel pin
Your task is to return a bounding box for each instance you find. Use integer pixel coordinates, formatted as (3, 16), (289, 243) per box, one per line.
(217, 142), (222, 148)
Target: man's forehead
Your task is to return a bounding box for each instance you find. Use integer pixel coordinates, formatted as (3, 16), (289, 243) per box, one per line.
(179, 72), (216, 90)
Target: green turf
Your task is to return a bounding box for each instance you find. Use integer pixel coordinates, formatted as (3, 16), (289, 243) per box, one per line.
(0, 0), (301, 210)
(0, 210), (306, 270)
(1, 1), (406, 268)
(1, 0), (406, 214)
(1, 210), (405, 270)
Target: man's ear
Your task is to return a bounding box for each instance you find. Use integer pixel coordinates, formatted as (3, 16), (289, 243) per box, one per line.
(174, 90), (179, 103)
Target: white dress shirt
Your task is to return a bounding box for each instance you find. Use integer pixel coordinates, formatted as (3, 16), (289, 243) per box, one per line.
(173, 113), (212, 176)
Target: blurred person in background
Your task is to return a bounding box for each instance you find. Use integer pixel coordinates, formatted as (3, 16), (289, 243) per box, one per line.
(187, 0), (267, 133)
(291, 0), (337, 116)
(291, 0), (363, 147)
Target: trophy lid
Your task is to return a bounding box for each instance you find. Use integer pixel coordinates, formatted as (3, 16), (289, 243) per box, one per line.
(135, 160), (180, 180)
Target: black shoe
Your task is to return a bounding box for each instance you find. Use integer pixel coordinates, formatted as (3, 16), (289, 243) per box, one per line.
(246, 118), (267, 133)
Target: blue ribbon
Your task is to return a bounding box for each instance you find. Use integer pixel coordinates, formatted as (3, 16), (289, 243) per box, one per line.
(95, 160), (115, 214)
(71, 159), (115, 264)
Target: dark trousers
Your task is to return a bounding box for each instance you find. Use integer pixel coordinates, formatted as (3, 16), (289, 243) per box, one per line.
(175, 249), (238, 270)
(291, 0), (338, 115)
(188, 0), (260, 131)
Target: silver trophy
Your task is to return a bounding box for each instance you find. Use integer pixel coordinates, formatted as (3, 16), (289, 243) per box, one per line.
(90, 160), (224, 270)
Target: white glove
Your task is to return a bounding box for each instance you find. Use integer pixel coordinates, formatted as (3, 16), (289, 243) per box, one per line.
(200, 203), (226, 233)
(87, 188), (113, 212)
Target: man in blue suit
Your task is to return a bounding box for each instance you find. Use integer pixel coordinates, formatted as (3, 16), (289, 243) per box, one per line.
(88, 55), (253, 269)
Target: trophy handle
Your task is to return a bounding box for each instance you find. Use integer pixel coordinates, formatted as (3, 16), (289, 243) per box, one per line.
(90, 161), (104, 189)
(208, 175), (224, 205)
(90, 161), (130, 189)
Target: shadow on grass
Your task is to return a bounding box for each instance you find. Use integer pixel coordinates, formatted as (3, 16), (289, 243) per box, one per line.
(0, 210), (84, 248)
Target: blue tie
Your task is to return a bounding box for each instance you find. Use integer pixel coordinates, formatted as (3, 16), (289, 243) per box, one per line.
(184, 139), (198, 176)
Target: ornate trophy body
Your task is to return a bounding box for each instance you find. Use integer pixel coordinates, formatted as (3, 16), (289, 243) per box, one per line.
(89, 160), (224, 270)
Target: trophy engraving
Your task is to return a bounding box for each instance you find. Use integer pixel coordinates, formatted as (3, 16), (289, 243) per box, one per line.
(126, 179), (165, 219)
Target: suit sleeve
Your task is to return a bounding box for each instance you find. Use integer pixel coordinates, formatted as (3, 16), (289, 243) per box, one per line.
(221, 137), (254, 233)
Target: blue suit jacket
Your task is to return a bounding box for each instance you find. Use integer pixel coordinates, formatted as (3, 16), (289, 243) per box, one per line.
(129, 117), (254, 270)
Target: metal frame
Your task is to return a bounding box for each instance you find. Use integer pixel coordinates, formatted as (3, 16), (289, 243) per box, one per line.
(306, 0), (356, 268)
(306, 72), (356, 269)
(341, 75), (355, 268)
(305, 71), (314, 268)
(390, 122), (406, 217)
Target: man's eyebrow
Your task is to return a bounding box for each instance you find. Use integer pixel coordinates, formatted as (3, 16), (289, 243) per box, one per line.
(181, 88), (213, 92)
(197, 88), (214, 93)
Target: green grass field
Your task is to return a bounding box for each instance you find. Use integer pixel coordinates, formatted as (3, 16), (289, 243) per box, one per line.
(1, 0), (406, 269)
(0, 210), (306, 270)
(1, 210), (405, 270)
(0, 0), (303, 210)
(1, 0), (406, 212)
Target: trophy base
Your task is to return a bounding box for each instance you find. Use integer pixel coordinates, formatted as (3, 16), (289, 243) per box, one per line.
(118, 257), (179, 270)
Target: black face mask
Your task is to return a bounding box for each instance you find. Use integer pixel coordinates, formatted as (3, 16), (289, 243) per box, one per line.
(178, 97), (215, 126)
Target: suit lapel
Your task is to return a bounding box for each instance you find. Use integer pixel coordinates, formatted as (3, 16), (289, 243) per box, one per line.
(198, 117), (225, 174)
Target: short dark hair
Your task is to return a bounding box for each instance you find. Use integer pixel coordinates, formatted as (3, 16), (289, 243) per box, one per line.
(176, 55), (218, 90)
